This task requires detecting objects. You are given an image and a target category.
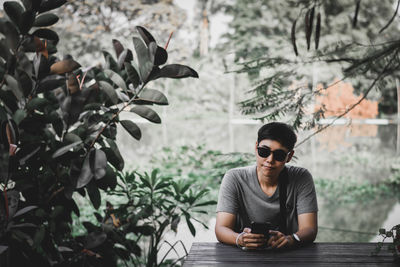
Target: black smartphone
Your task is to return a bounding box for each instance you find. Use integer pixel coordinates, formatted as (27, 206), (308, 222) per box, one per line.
(250, 221), (271, 238)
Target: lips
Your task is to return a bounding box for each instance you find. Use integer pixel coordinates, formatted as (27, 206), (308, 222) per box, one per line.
(262, 165), (274, 170)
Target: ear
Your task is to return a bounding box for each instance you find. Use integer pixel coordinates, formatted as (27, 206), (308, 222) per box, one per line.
(255, 141), (258, 154)
(286, 150), (294, 163)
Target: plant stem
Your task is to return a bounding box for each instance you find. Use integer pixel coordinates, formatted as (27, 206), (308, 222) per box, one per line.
(88, 83), (146, 151)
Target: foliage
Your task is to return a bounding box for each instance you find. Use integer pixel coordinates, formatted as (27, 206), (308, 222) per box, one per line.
(315, 174), (400, 204)
(223, 0), (400, 143)
(375, 224), (400, 260)
(150, 145), (254, 192)
(0, 0), (198, 266)
(105, 169), (216, 267)
(51, 0), (188, 65)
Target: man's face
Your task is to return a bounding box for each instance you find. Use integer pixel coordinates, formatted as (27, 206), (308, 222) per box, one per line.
(255, 139), (294, 179)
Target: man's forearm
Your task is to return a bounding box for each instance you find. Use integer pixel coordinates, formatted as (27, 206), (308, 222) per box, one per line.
(296, 227), (317, 243)
(215, 225), (240, 246)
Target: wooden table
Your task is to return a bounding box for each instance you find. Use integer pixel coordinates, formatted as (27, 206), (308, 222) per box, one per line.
(183, 242), (399, 266)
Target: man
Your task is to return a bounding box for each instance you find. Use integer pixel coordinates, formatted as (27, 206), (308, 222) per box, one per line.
(215, 122), (318, 249)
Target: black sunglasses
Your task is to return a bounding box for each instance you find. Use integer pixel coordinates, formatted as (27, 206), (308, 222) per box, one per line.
(257, 146), (290, 162)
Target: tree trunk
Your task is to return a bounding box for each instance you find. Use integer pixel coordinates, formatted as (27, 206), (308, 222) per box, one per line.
(396, 78), (400, 155)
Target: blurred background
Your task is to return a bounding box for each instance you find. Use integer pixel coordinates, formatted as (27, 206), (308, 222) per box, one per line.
(2, 0), (399, 255)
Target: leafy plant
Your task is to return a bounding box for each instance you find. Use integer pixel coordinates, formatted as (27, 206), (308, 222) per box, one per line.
(107, 169), (216, 267)
(224, 0), (400, 144)
(150, 145), (254, 192)
(0, 0), (198, 266)
(374, 224), (400, 260)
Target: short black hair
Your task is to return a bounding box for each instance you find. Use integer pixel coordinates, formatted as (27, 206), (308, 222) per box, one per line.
(257, 122), (297, 151)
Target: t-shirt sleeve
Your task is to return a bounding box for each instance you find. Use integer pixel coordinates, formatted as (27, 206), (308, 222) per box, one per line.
(296, 169), (318, 214)
(216, 170), (239, 214)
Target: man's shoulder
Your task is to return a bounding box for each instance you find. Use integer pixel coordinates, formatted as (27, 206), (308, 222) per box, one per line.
(286, 165), (313, 183)
(225, 165), (256, 181)
(286, 165), (310, 176)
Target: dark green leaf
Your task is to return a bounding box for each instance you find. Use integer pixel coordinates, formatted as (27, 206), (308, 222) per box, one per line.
(102, 147), (124, 171)
(180, 183), (191, 194)
(139, 175), (152, 189)
(33, 226), (45, 248)
(87, 182), (101, 209)
(84, 232), (107, 249)
(3, 1), (23, 27)
(102, 50), (118, 72)
(38, 0), (67, 13)
(118, 49), (133, 67)
(154, 181), (170, 191)
(64, 133), (81, 143)
(38, 74), (65, 92)
(0, 39), (10, 60)
(50, 205), (63, 218)
(16, 69), (32, 96)
(13, 205), (38, 218)
(26, 97), (49, 111)
(9, 223), (36, 229)
(0, 246), (8, 255)
(134, 89), (168, 105)
(58, 246), (73, 252)
(19, 10), (35, 34)
(13, 109), (26, 124)
(94, 212), (103, 222)
(185, 215), (196, 236)
(33, 53), (50, 80)
(20, 0), (32, 10)
(154, 46), (168, 66)
(130, 105), (161, 123)
(77, 152), (94, 188)
(32, 28), (59, 43)
(0, 21), (19, 50)
(136, 26), (156, 45)
(134, 225), (155, 236)
(193, 200), (217, 207)
(120, 120), (141, 140)
(124, 62), (140, 89)
(4, 74), (23, 100)
(114, 247), (131, 260)
(104, 69), (127, 92)
(82, 222), (98, 232)
(99, 81), (118, 105)
(153, 64), (199, 80)
(132, 36), (152, 82)
(112, 39), (124, 58)
(90, 149), (107, 180)
(19, 146), (41, 165)
(33, 13), (59, 27)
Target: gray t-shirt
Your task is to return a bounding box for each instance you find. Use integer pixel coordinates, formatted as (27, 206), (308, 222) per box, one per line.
(216, 164), (318, 234)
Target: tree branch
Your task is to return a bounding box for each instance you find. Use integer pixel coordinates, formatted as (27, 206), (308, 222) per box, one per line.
(379, 0), (400, 33)
(87, 83), (146, 151)
(295, 55), (397, 148)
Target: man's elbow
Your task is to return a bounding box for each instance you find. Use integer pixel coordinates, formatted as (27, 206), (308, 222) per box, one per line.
(310, 227), (318, 242)
(214, 225), (224, 243)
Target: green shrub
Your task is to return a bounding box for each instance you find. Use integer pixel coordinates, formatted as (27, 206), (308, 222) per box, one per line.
(0, 1), (198, 266)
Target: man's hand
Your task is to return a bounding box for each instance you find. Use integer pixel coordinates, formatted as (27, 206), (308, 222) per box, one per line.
(267, 230), (294, 249)
(238, 228), (268, 249)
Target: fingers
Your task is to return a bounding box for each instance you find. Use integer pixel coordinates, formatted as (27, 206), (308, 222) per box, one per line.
(241, 232), (268, 249)
(268, 231), (290, 249)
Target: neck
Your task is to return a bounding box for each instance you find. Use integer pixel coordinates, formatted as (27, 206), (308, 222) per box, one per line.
(257, 168), (279, 187)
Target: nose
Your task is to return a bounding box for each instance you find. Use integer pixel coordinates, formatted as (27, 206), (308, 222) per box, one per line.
(265, 153), (274, 163)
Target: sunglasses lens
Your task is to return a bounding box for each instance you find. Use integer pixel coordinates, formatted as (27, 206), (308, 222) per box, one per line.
(274, 150), (287, 162)
(257, 147), (271, 158)
(257, 147), (288, 162)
